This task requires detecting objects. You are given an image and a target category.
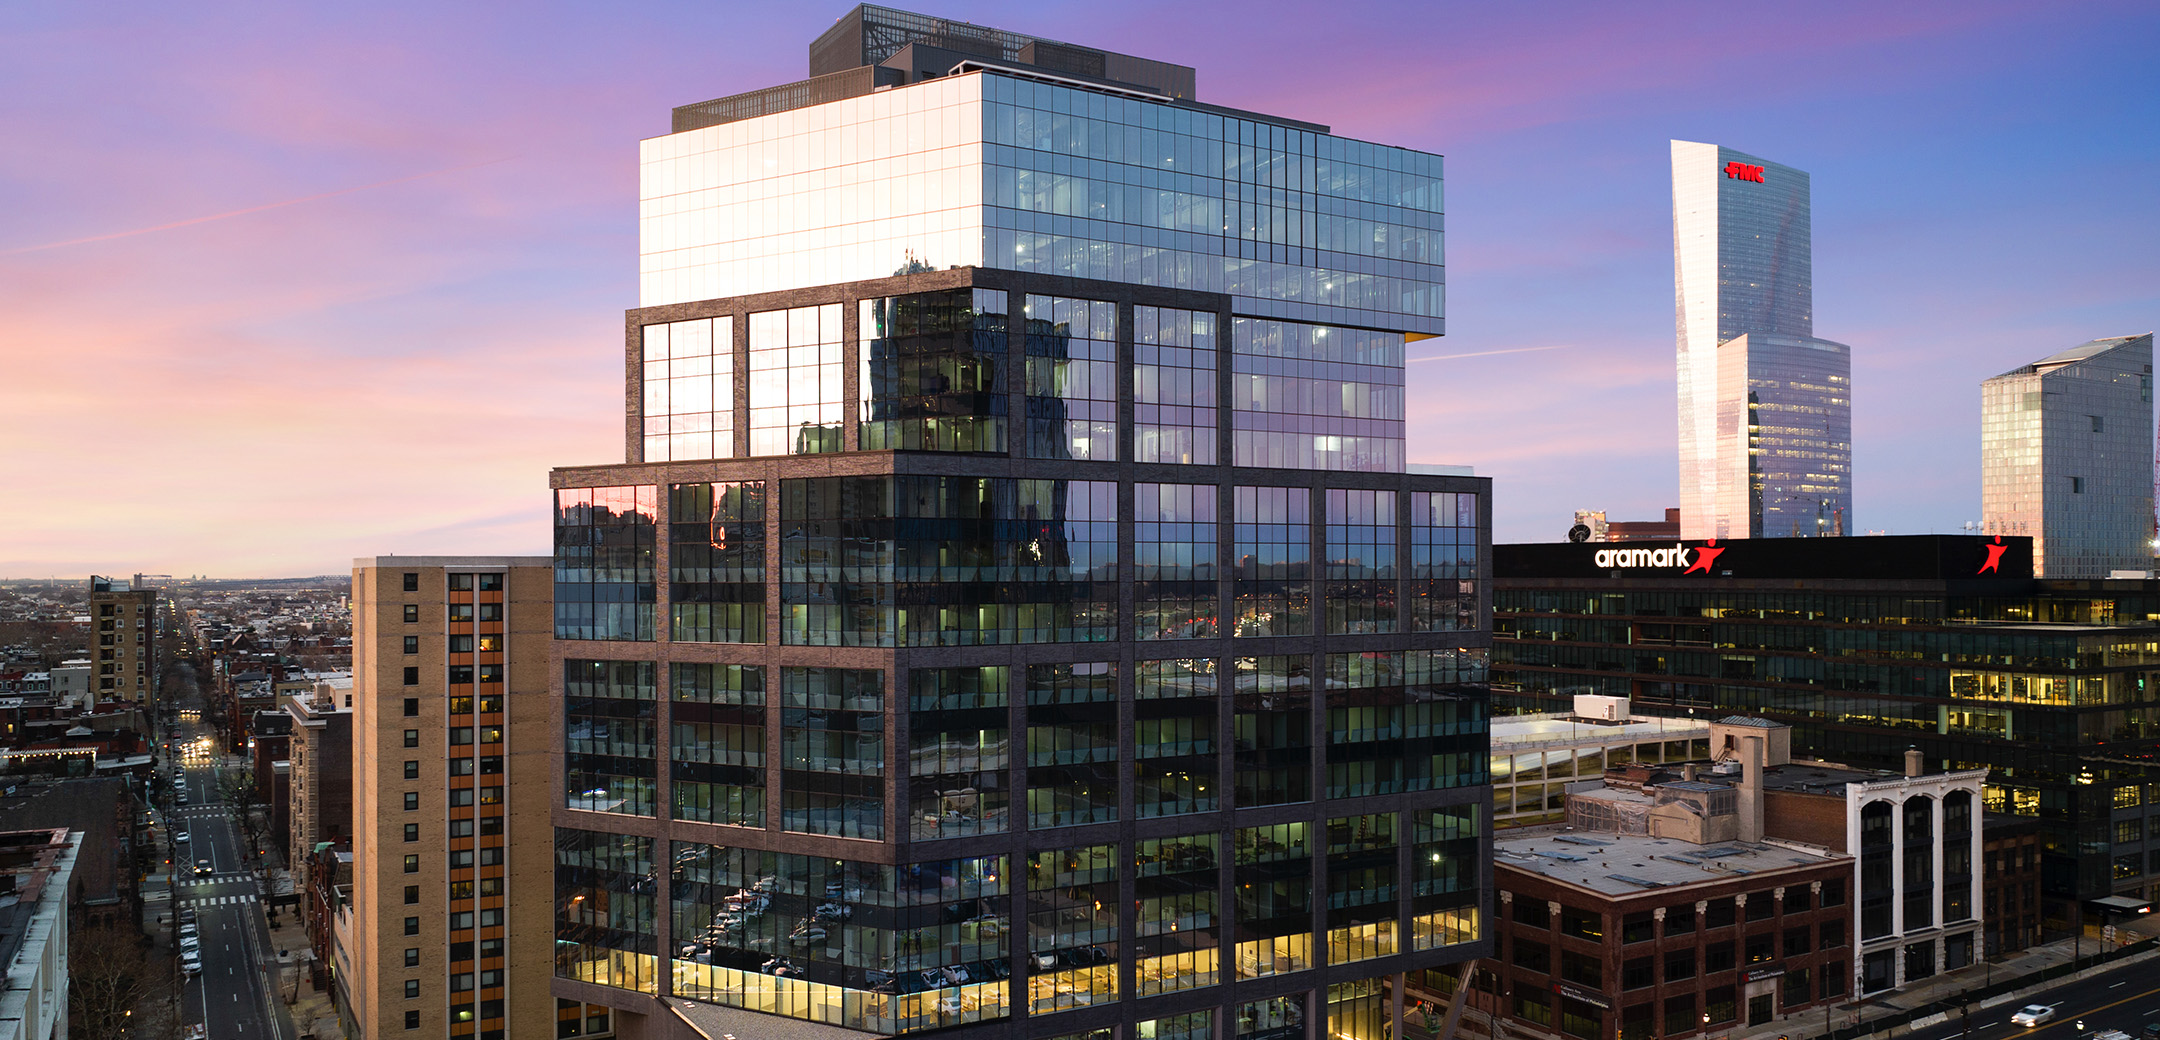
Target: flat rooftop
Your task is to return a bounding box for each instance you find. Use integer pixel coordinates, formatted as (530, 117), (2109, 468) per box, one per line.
(1495, 826), (1846, 896)
(1491, 712), (1710, 750)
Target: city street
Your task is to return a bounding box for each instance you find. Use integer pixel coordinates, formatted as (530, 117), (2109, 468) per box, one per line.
(159, 704), (298, 1040)
(1890, 957), (2160, 1040)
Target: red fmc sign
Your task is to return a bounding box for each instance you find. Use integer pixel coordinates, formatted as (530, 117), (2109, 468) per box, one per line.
(1724, 161), (1765, 182)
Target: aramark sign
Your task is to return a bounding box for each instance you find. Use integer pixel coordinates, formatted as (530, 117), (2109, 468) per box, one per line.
(1592, 540), (1726, 574)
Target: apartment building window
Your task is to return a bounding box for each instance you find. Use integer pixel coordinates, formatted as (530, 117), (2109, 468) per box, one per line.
(451, 973), (474, 992)
(404, 824), (419, 842)
(478, 847), (502, 866)
(404, 1011), (420, 1030)
(405, 886), (419, 904)
(404, 792), (419, 811)
(404, 917), (419, 936)
(449, 635), (473, 653)
(402, 667), (420, 686)
(450, 850), (474, 868)
(478, 573), (502, 591)
(404, 980), (421, 998)
(403, 573), (419, 592)
(450, 820), (474, 838)
(404, 730), (420, 748)
(404, 855), (420, 874)
(479, 908), (502, 927)
(403, 604), (419, 623)
(450, 790), (474, 807)
(450, 912), (474, 930)
(404, 948), (419, 967)
(403, 636), (418, 654)
(479, 817), (503, 836)
(450, 728), (473, 746)
(404, 761), (420, 779)
(403, 698), (419, 717)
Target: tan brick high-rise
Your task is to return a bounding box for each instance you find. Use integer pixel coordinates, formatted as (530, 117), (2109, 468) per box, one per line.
(339, 558), (552, 1040)
(88, 575), (156, 708)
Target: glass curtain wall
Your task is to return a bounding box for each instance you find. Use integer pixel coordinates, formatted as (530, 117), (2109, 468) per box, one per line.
(750, 304), (844, 456)
(1134, 306), (1218, 464)
(641, 316), (734, 463)
(670, 482), (766, 643)
(1024, 295), (1118, 461)
(671, 663), (765, 826)
(860, 288), (1008, 452)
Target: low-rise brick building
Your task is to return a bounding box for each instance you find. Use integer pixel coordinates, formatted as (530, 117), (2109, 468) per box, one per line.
(1487, 830), (1853, 1040)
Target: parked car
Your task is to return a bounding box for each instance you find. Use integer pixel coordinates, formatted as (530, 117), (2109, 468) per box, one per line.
(2012, 1006), (2058, 1028)
(174, 830), (189, 844)
(180, 952), (202, 976)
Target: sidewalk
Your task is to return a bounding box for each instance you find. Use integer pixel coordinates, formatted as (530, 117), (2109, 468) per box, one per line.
(1733, 926), (2160, 1040)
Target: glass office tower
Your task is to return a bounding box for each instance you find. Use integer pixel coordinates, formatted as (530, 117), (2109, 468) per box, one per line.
(1981, 333), (2155, 578)
(1672, 141), (1852, 540)
(552, 8), (1492, 1040)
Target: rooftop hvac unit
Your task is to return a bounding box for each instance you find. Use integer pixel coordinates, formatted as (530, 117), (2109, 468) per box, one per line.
(1574, 695), (1630, 723)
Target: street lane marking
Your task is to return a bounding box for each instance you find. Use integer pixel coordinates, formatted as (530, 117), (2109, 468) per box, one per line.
(2114, 982), (2129, 988)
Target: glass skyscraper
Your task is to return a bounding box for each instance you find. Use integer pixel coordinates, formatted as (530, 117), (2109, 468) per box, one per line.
(1981, 333), (2155, 578)
(1671, 141), (1851, 540)
(551, 8), (1492, 1040)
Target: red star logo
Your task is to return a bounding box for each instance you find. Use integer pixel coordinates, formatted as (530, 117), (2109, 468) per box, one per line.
(1979, 535), (2008, 575)
(1683, 539), (1724, 574)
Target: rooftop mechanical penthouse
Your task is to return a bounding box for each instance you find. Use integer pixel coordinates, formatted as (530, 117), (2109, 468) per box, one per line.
(549, 8), (1491, 1040)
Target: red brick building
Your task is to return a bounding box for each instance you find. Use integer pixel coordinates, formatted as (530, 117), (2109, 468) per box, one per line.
(1484, 831), (1853, 1040)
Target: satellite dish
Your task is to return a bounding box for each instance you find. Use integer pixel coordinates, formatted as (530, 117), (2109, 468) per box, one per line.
(1567, 524), (1592, 543)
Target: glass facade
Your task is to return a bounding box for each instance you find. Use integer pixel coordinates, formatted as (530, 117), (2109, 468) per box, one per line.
(642, 316), (734, 463)
(1671, 141), (1849, 540)
(1024, 295), (1119, 461)
(669, 482), (765, 643)
(564, 660), (657, 817)
(1981, 334), (2155, 578)
(749, 305), (845, 456)
(566, 16), (1486, 1040)
(1234, 486), (1312, 637)
(554, 486), (656, 642)
(1134, 306), (1218, 464)
(1493, 570), (2160, 903)
(1135, 483), (1219, 640)
(779, 476), (1118, 646)
(861, 288), (1009, 452)
(1232, 319), (1405, 472)
(643, 73), (1444, 337)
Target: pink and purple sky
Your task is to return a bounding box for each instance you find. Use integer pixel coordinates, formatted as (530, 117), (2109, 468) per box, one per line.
(2, 0), (2154, 576)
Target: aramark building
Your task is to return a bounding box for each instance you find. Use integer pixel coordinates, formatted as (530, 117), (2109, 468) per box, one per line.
(548, 8), (1493, 1040)
(1492, 535), (2160, 940)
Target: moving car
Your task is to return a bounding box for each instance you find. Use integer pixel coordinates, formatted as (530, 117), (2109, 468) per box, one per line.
(194, 859), (212, 876)
(2011, 1006), (2058, 1028)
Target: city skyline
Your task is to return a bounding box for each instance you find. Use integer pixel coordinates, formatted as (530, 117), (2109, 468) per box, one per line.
(3, 0), (2156, 575)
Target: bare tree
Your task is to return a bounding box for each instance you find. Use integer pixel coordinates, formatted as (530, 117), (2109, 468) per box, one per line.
(70, 925), (180, 1038)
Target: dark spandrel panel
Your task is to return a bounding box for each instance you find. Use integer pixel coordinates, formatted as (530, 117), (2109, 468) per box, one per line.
(860, 288), (1008, 453)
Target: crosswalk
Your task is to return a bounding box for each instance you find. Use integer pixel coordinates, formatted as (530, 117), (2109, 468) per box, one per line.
(177, 893), (259, 909)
